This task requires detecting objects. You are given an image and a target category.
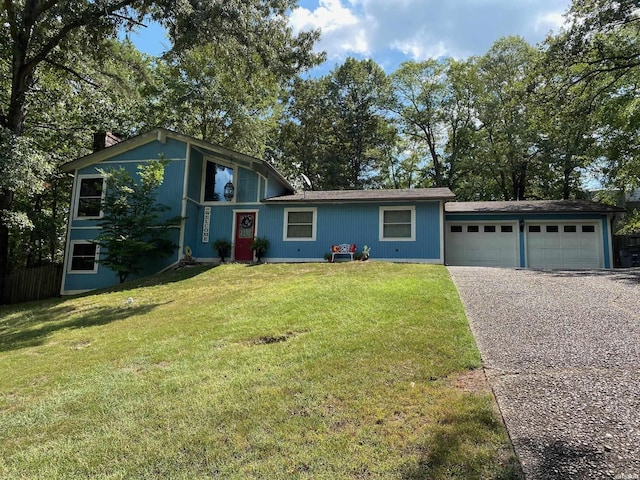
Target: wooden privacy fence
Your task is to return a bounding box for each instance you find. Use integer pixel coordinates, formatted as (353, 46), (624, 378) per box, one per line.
(2, 264), (63, 305)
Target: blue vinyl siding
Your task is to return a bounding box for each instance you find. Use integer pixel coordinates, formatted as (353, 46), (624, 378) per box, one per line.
(258, 201), (442, 261)
(236, 167), (259, 203)
(188, 149), (203, 201)
(266, 178), (290, 199)
(104, 137), (187, 162)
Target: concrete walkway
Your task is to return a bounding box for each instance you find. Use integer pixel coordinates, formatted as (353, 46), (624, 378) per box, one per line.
(448, 267), (640, 480)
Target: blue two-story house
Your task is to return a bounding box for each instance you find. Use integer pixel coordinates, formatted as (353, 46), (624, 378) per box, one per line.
(61, 128), (455, 294)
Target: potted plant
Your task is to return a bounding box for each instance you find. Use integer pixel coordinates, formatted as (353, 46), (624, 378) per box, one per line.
(361, 245), (370, 261)
(212, 238), (232, 262)
(250, 236), (270, 262)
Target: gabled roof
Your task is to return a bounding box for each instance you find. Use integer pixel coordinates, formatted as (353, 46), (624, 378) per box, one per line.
(60, 127), (295, 192)
(263, 187), (455, 203)
(445, 200), (623, 214)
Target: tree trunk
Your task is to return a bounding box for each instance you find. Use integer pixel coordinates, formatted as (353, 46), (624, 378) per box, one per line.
(0, 190), (15, 303)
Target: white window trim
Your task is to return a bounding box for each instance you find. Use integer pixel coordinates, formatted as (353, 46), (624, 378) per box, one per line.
(283, 207), (317, 241)
(200, 157), (237, 205)
(379, 206), (416, 242)
(73, 175), (105, 220)
(68, 240), (100, 274)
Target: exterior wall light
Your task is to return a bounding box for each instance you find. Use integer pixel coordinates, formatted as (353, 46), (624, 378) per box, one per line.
(519, 219), (525, 232)
(224, 181), (235, 201)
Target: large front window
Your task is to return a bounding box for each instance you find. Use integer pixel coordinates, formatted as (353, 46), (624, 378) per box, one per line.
(76, 177), (104, 218)
(379, 206), (415, 241)
(284, 208), (316, 241)
(204, 160), (234, 202)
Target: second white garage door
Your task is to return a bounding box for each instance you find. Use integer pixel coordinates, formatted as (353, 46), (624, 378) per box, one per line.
(526, 222), (602, 269)
(445, 222), (519, 267)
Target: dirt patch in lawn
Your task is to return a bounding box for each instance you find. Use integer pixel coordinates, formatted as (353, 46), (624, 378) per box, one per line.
(447, 368), (491, 394)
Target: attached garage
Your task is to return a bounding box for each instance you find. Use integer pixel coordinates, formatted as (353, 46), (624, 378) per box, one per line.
(525, 222), (602, 269)
(445, 200), (622, 269)
(446, 222), (519, 267)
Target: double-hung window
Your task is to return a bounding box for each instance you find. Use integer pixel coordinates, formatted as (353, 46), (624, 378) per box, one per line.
(76, 176), (105, 218)
(283, 208), (316, 241)
(379, 206), (415, 241)
(69, 242), (99, 273)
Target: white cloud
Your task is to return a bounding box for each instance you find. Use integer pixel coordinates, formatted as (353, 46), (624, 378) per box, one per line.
(290, 0), (371, 57)
(391, 38), (448, 62)
(290, 0), (571, 69)
(290, 0), (359, 33)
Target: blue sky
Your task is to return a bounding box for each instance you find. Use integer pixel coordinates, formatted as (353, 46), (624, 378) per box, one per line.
(128, 0), (571, 74)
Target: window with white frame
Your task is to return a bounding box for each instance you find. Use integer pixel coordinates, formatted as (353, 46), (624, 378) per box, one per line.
(379, 206), (415, 241)
(76, 176), (105, 218)
(69, 242), (99, 273)
(283, 208), (316, 241)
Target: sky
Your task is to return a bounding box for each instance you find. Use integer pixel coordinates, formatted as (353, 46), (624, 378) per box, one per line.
(130, 0), (571, 74)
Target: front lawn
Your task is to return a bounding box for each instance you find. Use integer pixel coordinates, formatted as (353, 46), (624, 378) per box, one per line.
(0, 262), (521, 479)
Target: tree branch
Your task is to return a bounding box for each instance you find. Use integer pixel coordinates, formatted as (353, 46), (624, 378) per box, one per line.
(43, 59), (101, 88)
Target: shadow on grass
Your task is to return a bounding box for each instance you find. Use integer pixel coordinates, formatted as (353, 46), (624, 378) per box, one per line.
(0, 302), (165, 352)
(401, 401), (524, 480)
(92, 264), (218, 294)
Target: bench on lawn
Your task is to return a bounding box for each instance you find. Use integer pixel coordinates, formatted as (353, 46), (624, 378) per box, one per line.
(331, 243), (356, 262)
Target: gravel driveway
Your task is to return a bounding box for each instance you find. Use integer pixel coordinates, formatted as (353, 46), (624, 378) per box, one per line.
(448, 267), (640, 480)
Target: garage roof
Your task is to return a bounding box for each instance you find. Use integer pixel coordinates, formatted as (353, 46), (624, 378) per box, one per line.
(445, 200), (623, 214)
(264, 187), (455, 203)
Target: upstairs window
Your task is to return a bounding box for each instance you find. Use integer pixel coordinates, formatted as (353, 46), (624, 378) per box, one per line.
(380, 206), (415, 241)
(76, 177), (104, 218)
(204, 161), (234, 202)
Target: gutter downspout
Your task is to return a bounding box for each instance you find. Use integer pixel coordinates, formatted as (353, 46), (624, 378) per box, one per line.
(178, 143), (191, 260)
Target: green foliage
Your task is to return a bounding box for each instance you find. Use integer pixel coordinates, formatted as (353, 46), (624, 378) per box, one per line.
(250, 236), (270, 261)
(617, 209), (640, 235)
(145, 42), (284, 156)
(95, 159), (178, 283)
(212, 238), (232, 262)
(389, 58), (479, 190)
(274, 58), (396, 190)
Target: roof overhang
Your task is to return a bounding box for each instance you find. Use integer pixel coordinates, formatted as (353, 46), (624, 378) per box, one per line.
(60, 128), (295, 192)
(262, 188), (455, 204)
(444, 200), (624, 215)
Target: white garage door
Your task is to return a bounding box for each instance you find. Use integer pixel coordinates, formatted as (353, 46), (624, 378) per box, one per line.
(445, 222), (519, 267)
(526, 222), (602, 269)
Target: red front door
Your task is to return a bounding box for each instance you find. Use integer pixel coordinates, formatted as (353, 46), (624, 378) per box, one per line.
(234, 212), (256, 261)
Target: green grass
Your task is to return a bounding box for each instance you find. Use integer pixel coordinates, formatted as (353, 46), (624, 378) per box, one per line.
(0, 263), (521, 479)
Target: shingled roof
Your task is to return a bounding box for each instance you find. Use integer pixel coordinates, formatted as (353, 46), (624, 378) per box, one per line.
(263, 187), (455, 203)
(445, 200), (623, 214)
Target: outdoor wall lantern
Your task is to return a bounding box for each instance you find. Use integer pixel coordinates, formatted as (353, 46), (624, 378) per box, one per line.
(223, 181), (235, 201)
(519, 219), (525, 232)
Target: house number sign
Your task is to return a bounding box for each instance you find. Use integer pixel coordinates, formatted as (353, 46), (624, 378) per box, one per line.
(202, 207), (211, 243)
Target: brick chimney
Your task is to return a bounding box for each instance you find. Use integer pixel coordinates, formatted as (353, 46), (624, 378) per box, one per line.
(93, 132), (122, 152)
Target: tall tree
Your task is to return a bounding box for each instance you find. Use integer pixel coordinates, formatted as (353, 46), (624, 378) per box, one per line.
(145, 43), (285, 157)
(270, 76), (333, 190)
(473, 36), (541, 200)
(324, 58), (396, 189)
(273, 58), (396, 190)
(389, 58), (479, 189)
(542, 0), (640, 196)
(0, 0), (320, 297)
